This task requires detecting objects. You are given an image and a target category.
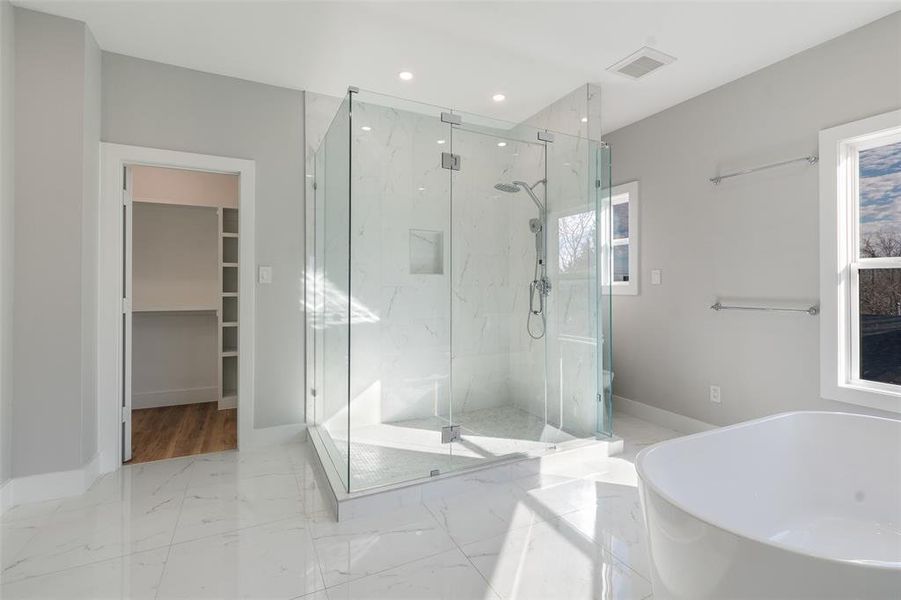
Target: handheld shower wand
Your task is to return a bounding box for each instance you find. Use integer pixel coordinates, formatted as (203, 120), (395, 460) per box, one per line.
(493, 179), (550, 339)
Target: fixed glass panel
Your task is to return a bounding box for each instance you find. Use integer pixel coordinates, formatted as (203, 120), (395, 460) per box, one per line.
(312, 95), (352, 489)
(347, 91), (454, 491)
(596, 143), (614, 437)
(545, 131), (606, 440)
(450, 126), (552, 460)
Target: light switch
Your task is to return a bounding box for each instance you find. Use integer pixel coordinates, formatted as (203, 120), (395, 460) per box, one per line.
(650, 269), (662, 285)
(258, 265), (273, 284)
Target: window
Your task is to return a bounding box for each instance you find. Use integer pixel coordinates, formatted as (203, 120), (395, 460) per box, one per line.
(609, 181), (639, 295)
(820, 109), (901, 413)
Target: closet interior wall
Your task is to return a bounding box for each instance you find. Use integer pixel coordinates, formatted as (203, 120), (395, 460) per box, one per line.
(130, 165), (239, 411)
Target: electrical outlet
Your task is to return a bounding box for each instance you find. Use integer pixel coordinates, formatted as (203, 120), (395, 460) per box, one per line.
(651, 269), (662, 285)
(709, 385), (721, 404)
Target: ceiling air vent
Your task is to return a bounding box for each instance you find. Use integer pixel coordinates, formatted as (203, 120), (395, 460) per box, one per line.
(607, 47), (676, 79)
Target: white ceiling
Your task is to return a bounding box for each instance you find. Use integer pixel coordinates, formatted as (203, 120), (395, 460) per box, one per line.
(15, 1), (901, 132)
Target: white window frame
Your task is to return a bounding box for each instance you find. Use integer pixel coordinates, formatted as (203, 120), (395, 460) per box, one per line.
(609, 181), (639, 295)
(819, 109), (901, 414)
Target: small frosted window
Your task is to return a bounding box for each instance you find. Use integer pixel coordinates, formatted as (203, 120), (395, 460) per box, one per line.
(409, 229), (444, 275)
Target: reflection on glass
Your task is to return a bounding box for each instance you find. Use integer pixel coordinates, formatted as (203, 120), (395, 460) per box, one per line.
(859, 140), (901, 258)
(613, 202), (629, 240)
(614, 245), (629, 282)
(558, 210), (596, 274)
(858, 268), (901, 385)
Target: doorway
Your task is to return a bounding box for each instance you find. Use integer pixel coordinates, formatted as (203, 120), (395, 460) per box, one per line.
(98, 144), (255, 471)
(124, 165), (240, 463)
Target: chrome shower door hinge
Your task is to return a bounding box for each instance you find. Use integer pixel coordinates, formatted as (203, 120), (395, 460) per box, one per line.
(440, 112), (462, 125)
(537, 130), (555, 143)
(441, 152), (461, 171)
(441, 425), (462, 443)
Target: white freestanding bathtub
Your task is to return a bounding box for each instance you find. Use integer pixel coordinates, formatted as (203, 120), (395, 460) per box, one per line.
(636, 411), (901, 599)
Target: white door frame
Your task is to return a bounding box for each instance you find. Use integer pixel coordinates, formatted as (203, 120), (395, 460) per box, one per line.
(98, 143), (255, 473)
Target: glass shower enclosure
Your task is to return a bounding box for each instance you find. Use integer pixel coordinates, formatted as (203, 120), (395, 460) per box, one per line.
(306, 89), (612, 492)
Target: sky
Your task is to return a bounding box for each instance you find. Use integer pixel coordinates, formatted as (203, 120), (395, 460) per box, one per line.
(859, 139), (901, 247)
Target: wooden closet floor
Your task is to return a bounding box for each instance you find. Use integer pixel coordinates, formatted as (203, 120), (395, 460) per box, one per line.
(129, 402), (237, 464)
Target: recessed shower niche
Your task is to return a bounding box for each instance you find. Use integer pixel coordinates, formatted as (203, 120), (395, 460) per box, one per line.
(306, 87), (615, 499)
(409, 229), (444, 275)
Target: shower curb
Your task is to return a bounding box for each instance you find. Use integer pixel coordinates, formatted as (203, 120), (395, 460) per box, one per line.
(307, 428), (623, 521)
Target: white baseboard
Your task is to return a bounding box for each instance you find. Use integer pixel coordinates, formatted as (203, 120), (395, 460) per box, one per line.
(241, 423), (306, 449)
(614, 395), (716, 435)
(132, 386), (218, 409)
(218, 394), (237, 410)
(0, 453), (102, 511)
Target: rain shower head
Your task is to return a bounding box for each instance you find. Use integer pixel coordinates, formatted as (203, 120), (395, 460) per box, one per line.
(495, 179), (545, 212)
(494, 182), (521, 194)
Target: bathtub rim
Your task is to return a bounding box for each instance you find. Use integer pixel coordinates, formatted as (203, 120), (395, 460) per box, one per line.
(635, 410), (901, 571)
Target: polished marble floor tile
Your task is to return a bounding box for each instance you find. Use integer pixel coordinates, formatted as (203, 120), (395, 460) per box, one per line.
(0, 414), (679, 600)
(462, 519), (652, 600)
(186, 447), (297, 488)
(3, 492), (183, 582)
(1, 547), (168, 600)
(560, 491), (650, 579)
(325, 548), (499, 600)
(0, 499), (62, 525)
(157, 517), (324, 599)
(172, 472), (303, 544)
(310, 504), (457, 588)
(0, 522), (39, 571)
(424, 483), (548, 546)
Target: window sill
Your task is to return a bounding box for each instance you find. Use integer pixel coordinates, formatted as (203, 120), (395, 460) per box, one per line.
(822, 381), (901, 414)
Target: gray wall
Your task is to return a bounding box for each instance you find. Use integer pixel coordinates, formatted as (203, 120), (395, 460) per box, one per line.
(102, 53), (306, 429)
(0, 0), (14, 486)
(606, 12), (901, 426)
(13, 8), (100, 476)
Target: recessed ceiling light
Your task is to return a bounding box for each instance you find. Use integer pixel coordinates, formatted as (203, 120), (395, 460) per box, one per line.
(437, 139), (446, 145)
(418, 187), (426, 191)
(398, 71), (414, 81)
(497, 141), (507, 147)
(492, 93), (506, 102)
(581, 117), (588, 123)
(360, 126), (371, 131)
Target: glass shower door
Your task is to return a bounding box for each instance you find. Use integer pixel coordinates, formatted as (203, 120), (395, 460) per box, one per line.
(448, 126), (551, 463)
(345, 91), (456, 491)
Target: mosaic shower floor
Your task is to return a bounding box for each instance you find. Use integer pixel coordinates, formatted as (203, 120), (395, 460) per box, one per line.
(329, 405), (592, 490)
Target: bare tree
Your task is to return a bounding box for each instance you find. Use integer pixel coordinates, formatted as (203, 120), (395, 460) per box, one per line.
(859, 232), (901, 316)
(558, 211), (596, 273)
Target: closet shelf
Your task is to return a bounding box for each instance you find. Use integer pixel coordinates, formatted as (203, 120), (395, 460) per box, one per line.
(133, 306), (217, 313)
(222, 321), (238, 327)
(221, 232), (238, 239)
(222, 292), (238, 298)
(223, 263), (238, 268)
(221, 350), (238, 357)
